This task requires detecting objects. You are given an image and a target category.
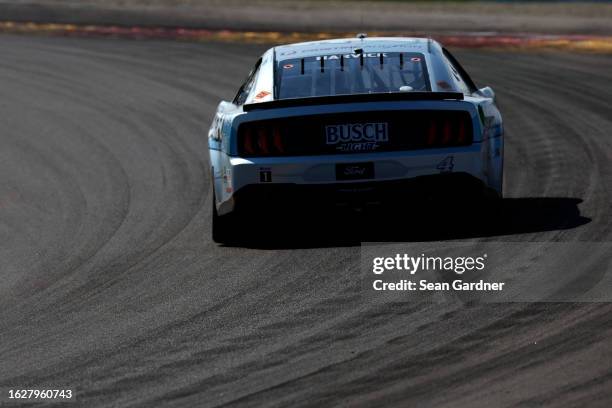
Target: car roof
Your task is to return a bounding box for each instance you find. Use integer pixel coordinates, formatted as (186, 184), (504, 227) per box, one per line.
(274, 37), (433, 61)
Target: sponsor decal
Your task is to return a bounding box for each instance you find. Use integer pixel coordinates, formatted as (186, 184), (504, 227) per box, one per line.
(437, 80), (452, 90)
(222, 166), (233, 192)
(316, 53), (388, 61)
(255, 90), (271, 99)
(325, 122), (389, 152)
(283, 64), (294, 69)
(411, 57), (421, 62)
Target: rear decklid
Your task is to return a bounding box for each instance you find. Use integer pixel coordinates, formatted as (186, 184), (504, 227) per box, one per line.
(237, 97), (474, 157)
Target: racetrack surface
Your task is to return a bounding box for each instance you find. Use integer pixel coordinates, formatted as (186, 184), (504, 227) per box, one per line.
(0, 34), (611, 407)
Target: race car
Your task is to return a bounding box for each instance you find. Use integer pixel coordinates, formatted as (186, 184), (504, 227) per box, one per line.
(208, 35), (503, 243)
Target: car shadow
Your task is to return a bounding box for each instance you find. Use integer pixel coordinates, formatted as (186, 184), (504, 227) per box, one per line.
(221, 197), (590, 249)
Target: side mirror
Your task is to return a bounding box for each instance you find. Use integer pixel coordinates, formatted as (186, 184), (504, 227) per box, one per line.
(479, 86), (495, 100)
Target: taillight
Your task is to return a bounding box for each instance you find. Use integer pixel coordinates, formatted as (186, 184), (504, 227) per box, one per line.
(257, 127), (270, 155)
(441, 119), (452, 145)
(272, 126), (285, 154)
(423, 114), (471, 148)
(457, 118), (467, 144)
(239, 122), (286, 156)
(243, 128), (256, 155)
(427, 120), (437, 146)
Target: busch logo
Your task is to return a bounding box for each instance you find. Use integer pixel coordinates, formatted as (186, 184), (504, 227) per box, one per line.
(325, 122), (389, 151)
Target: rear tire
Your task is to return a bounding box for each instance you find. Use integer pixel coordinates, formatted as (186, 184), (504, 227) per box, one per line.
(476, 188), (503, 226)
(212, 193), (235, 244)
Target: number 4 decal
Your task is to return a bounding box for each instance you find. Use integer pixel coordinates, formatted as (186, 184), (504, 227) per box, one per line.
(436, 156), (454, 173)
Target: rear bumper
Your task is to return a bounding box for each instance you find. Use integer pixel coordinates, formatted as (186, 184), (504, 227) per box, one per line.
(227, 172), (488, 215)
(214, 145), (489, 215)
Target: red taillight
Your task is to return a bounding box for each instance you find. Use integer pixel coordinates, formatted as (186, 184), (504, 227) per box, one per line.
(425, 115), (471, 148)
(272, 125), (285, 154)
(240, 123), (287, 156)
(427, 120), (437, 146)
(457, 118), (466, 144)
(257, 127), (270, 155)
(243, 128), (256, 155)
(441, 119), (452, 145)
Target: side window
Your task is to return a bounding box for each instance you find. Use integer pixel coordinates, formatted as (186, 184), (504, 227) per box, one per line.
(233, 58), (262, 105)
(442, 48), (478, 95)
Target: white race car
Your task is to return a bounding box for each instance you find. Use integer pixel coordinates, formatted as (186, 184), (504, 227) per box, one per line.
(208, 36), (503, 243)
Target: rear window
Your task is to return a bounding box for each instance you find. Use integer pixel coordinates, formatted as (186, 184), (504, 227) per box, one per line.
(277, 52), (430, 100)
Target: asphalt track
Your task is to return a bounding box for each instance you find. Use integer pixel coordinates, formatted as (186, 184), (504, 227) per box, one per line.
(0, 34), (611, 407)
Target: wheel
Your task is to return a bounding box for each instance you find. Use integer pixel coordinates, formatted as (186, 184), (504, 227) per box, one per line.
(476, 187), (503, 227)
(211, 192), (236, 244)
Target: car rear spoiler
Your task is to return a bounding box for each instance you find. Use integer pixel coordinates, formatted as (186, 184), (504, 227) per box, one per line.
(243, 92), (463, 112)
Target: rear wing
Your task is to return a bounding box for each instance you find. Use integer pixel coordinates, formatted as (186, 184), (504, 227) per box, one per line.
(243, 92), (463, 112)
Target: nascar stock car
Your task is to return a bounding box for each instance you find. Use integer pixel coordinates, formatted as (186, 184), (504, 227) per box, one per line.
(208, 35), (503, 243)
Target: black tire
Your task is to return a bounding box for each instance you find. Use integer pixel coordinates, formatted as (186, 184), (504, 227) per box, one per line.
(475, 188), (503, 226)
(211, 192), (236, 244)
